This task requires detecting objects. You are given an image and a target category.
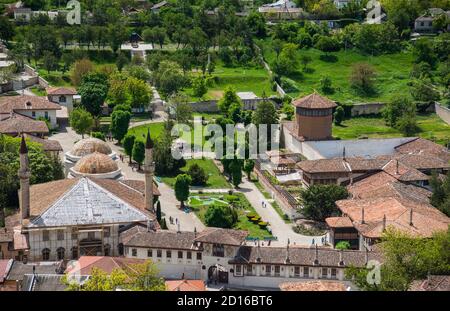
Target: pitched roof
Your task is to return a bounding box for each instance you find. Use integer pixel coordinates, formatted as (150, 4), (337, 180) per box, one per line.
(381, 159), (429, 182)
(6, 261), (63, 281)
(292, 93), (337, 109)
(27, 178), (155, 228)
(0, 113), (49, 134)
(121, 226), (199, 250)
(0, 259), (13, 283)
(65, 256), (146, 276)
(325, 217), (353, 228)
(280, 281), (348, 291)
(336, 197), (450, 238)
(21, 274), (67, 291)
(395, 138), (450, 163)
(166, 280), (206, 291)
(229, 246), (382, 267)
(297, 157), (384, 174)
(194, 228), (248, 246)
(24, 134), (62, 152)
(46, 87), (77, 96)
(0, 95), (61, 113)
(409, 276), (450, 291)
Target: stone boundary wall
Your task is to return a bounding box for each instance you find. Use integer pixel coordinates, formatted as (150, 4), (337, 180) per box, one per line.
(435, 102), (450, 125)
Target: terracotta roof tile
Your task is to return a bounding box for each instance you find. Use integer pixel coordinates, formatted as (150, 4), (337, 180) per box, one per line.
(0, 95), (61, 113)
(292, 93), (337, 109)
(166, 280), (206, 291)
(65, 256), (146, 276)
(24, 134), (62, 152)
(194, 228), (248, 246)
(395, 138), (450, 163)
(325, 217), (353, 228)
(46, 87), (77, 96)
(280, 281), (347, 291)
(409, 275), (450, 291)
(0, 113), (49, 134)
(382, 159), (429, 181)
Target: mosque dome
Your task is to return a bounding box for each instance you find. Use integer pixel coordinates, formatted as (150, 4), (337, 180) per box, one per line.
(73, 152), (119, 175)
(70, 138), (112, 157)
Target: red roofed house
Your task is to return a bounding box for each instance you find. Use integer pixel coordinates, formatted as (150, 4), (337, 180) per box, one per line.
(165, 279), (206, 291)
(46, 87), (77, 112)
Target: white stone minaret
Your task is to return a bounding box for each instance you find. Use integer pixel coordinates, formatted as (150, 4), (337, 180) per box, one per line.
(144, 129), (155, 211)
(18, 135), (31, 221)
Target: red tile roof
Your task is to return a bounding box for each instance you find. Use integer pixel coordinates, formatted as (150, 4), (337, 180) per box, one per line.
(395, 138), (450, 163)
(0, 259), (13, 283)
(381, 159), (429, 182)
(292, 93), (337, 109)
(0, 113), (49, 135)
(0, 95), (61, 113)
(165, 279), (206, 291)
(325, 216), (353, 228)
(46, 87), (77, 96)
(280, 281), (348, 291)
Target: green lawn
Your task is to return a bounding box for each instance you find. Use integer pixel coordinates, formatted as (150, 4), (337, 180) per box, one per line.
(260, 39), (414, 104)
(161, 159), (230, 189)
(183, 61), (275, 101)
(333, 114), (450, 145)
(29, 86), (47, 96)
(189, 193), (273, 239)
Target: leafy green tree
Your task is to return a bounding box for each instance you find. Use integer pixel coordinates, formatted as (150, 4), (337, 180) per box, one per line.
(413, 38), (438, 68)
(126, 77), (152, 109)
(152, 60), (187, 97)
(396, 114), (418, 136)
(334, 106), (345, 126)
(273, 43), (299, 76)
(243, 159), (255, 180)
(246, 11), (266, 38)
(346, 227), (450, 291)
(382, 97), (416, 128)
(282, 100), (295, 121)
(90, 132), (106, 141)
(116, 52), (129, 71)
(187, 163), (208, 186)
(252, 98), (279, 149)
(300, 184), (349, 221)
(42, 51), (59, 74)
(430, 171), (450, 217)
(70, 108), (94, 139)
(153, 125), (186, 175)
(63, 261), (165, 291)
(174, 174), (191, 209)
(132, 140), (145, 170)
(350, 63), (377, 94)
(78, 73), (109, 117)
(110, 110), (131, 142)
(168, 94), (192, 124)
(0, 16), (14, 43)
(204, 205), (238, 229)
(410, 79), (441, 103)
(335, 241), (351, 250)
(230, 159), (243, 188)
(218, 86), (241, 115)
(122, 134), (135, 164)
(315, 36), (340, 54)
(71, 58), (94, 86)
(300, 55), (312, 71)
(320, 76), (334, 94)
(192, 76), (208, 98)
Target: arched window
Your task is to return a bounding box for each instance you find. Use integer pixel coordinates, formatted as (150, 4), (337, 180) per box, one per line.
(42, 248), (50, 261)
(57, 247), (65, 260)
(104, 244), (111, 256)
(71, 247), (78, 259)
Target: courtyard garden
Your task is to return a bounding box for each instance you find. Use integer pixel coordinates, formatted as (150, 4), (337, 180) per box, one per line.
(187, 193), (273, 239)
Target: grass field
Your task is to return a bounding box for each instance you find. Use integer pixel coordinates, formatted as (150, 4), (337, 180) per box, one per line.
(189, 193), (273, 239)
(333, 114), (450, 145)
(161, 159), (230, 189)
(260, 39), (414, 104)
(184, 62), (275, 101)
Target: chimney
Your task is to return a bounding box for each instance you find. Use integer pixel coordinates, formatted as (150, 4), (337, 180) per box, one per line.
(177, 221), (180, 233)
(409, 209), (413, 226)
(343, 147), (346, 160)
(194, 227), (197, 238)
(313, 245), (319, 266)
(396, 159), (399, 175)
(365, 247), (369, 264)
(18, 135), (31, 221)
(339, 249), (345, 266)
(144, 129), (155, 211)
(382, 214), (386, 232)
(361, 207), (365, 224)
(285, 239), (290, 264)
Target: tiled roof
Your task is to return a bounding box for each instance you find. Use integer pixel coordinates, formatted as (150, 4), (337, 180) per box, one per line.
(21, 274), (67, 291)
(280, 281), (347, 291)
(297, 157), (384, 174)
(65, 256), (146, 276)
(325, 217), (353, 228)
(409, 276), (450, 291)
(166, 280), (206, 291)
(46, 87), (77, 95)
(381, 159), (429, 182)
(0, 259), (13, 283)
(73, 152), (119, 174)
(27, 178), (154, 228)
(292, 93), (337, 109)
(121, 226), (199, 250)
(0, 95), (61, 113)
(0, 113), (49, 134)
(6, 261), (63, 281)
(229, 246), (382, 267)
(24, 134), (62, 152)
(393, 153), (449, 171)
(69, 137), (112, 157)
(395, 138), (450, 163)
(336, 197), (450, 238)
(194, 228), (248, 246)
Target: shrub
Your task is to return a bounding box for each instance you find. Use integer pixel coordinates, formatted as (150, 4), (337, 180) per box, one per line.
(204, 205), (238, 228)
(246, 212), (256, 219)
(258, 221), (268, 229)
(90, 132), (106, 141)
(187, 163), (208, 186)
(335, 241), (351, 250)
